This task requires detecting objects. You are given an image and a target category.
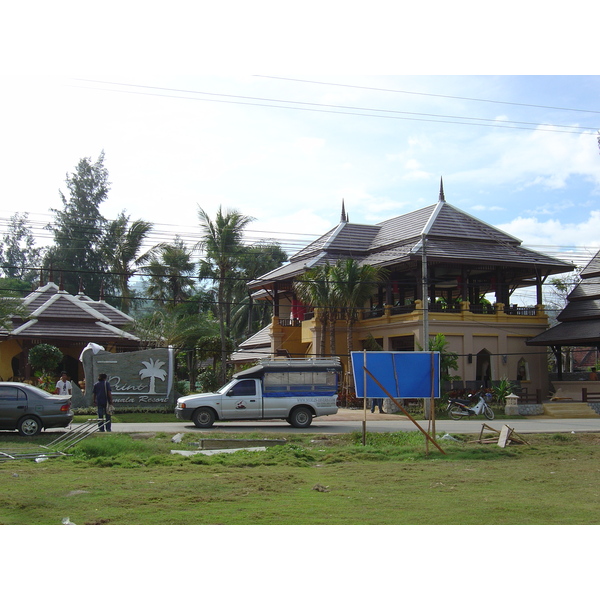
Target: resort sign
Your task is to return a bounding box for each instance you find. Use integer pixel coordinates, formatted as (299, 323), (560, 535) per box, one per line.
(80, 344), (176, 408)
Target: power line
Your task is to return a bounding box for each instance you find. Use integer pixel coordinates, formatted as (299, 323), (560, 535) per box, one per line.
(70, 79), (598, 136)
(255, 75), (600, 116)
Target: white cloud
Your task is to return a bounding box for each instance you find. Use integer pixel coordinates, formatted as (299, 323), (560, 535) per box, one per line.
(454, 127), (600, 189)
(499, 210), (600, 253)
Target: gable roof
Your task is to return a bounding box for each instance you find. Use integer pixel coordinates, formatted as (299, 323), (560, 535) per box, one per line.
(1, 282), (139, 343)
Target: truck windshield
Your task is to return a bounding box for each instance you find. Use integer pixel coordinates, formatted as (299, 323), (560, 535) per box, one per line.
(216, 382), (233, 394)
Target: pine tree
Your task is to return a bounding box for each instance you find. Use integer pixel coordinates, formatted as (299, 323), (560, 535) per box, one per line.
(44, 152), (111, 298)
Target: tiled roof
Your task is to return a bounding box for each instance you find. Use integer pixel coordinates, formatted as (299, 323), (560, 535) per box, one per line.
(83, 300), (134, 327)
(526, 320), (600, 346)
(231, 325), (272, 363)
(528, 251), (600, 347)
(581, 250), (600, 278)
(251, 199), (573, 287)
(1, 283), (139, 342)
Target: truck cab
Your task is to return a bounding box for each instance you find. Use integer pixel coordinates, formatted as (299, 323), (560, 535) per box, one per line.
(175, 358), (341, 428)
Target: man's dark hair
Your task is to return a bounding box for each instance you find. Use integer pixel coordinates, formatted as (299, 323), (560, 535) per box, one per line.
(98, 373), (108, 381)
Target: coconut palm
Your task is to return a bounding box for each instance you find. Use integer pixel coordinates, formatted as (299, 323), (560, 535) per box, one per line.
(294, 263), (337, 357)
(142, 236), (196, 307)
(330, 259), (387, 359)
(197, 206), (255, 384)
(229, 242), (287, 340)
(105, 211), (153, 313)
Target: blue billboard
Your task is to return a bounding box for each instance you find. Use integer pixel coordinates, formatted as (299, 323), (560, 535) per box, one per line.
(351, 351), (440, 399)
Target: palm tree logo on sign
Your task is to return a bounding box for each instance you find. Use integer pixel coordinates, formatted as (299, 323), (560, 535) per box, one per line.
(139, 358), (167, 394)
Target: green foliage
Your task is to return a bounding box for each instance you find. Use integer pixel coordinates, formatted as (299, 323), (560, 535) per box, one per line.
(45, 152), (112, 298)
(28, 343), (63, 377)
(142, 236), (196, 307)
(0, 212), (42, 282)
(197, 205), (255, 384)
(426, 333), (459, 382)
(0, 292), (27, 331)
(104, 211), (153, 313)
(5, 432), (600, 524)
(492, 376), (514, 404)
(196, 367), (220, 393)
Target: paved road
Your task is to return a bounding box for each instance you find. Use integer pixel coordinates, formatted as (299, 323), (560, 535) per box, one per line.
(107, 410), (600, 436)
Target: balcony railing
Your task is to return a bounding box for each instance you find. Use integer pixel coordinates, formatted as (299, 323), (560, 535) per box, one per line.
(295, 303), (539, 324)
(278, 318), (301, 327)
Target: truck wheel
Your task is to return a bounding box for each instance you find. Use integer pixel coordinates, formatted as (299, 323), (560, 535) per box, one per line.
(192, 408), (215, 428)
(289, 407), (313, 428)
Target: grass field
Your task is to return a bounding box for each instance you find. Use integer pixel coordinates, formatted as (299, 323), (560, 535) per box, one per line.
(2, 429), (600, 525)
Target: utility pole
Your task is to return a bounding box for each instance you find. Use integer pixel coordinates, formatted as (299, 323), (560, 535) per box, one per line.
(422, 232), (431, 419)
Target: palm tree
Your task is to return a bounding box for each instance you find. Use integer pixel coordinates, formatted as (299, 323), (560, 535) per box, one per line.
(197, 206), (254, 384)
(105, 211), (153, 313)
(142, 236), (196, 307)
(294, 264), (336, 357)
(230, 242), (287, 340)
(330, 259), (387, 360)
(134, 308), (220, 392)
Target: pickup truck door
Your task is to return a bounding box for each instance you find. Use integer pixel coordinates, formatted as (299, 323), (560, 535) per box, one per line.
(221, 379), (262, 419)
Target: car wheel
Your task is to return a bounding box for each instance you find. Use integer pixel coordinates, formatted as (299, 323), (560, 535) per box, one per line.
(18, 416), (42, 436)
(288, 406), (313, 428)
(192, 408), (215, 428)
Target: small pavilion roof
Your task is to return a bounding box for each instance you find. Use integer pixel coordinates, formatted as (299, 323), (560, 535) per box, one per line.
(0, 282), (139, 343)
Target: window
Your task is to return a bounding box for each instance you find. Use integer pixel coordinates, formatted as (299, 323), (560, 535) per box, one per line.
(231, 380), (256, 396)
(0, 387), (25, 401)
(517, 358), (529, 381)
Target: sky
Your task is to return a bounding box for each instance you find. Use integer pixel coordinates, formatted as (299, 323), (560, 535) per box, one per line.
(2, 1), (597, 588)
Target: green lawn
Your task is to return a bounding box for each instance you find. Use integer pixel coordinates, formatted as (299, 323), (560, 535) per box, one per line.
(1, 430), (599, 525)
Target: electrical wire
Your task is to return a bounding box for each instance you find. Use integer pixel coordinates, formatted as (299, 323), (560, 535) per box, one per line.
(70, 78), (599, 136)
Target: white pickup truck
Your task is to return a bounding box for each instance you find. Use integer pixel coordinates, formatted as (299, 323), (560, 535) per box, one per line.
(175, 358), (341, 428)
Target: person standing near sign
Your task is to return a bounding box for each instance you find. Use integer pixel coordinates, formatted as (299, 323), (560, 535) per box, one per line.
(93, 373), (114, 432)
(370, 398), (384, 414)
(55, 371), (73, 395)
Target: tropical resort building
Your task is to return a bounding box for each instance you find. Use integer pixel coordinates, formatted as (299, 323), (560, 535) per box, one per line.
(0, 279), (140, 385)
(237, 182), (574, 401)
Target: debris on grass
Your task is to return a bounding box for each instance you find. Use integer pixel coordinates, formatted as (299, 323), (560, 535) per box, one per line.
(312, 484), (330, 492)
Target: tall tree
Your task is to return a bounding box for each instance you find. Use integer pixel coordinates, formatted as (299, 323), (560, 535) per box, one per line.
(0, 212), (42, 282)
(197, 205), (254, 384)
(230, 242), (287, 340)
(45, 152), (110, 298)
(142, 236), (196, 307)
(105, 211), (154, 313)
(294, 264), (335, 357)
(330, 259), (387, 360)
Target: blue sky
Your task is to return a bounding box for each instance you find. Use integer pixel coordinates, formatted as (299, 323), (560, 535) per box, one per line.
(1, 4), (599, 269)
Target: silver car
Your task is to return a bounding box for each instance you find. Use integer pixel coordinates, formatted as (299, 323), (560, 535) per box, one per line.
(0, 382), (73, 436)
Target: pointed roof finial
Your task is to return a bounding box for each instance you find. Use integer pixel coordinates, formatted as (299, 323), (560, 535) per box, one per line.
(78, 277), (85, 295)
(59, 271), (64, 291)
(439, 177), (446, 202)
(341, 199), (348, 223)
(99, 281), (105, 301)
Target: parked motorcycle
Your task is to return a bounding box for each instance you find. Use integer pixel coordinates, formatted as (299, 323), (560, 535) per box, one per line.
(447, 388), (494, 420)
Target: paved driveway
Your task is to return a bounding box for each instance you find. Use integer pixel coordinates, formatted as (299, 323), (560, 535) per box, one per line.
(106, 409), (600, 435)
